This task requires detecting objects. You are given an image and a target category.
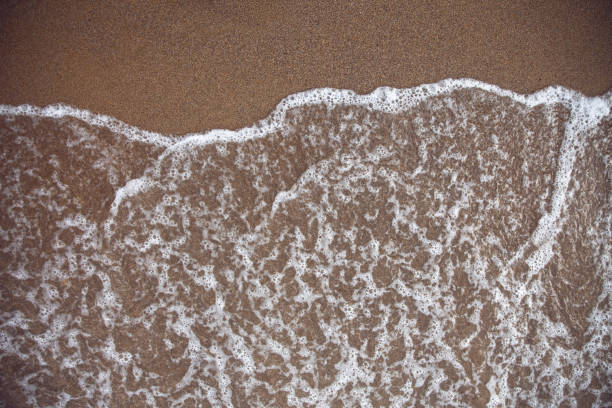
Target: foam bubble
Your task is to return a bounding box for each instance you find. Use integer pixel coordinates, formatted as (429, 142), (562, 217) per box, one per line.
(1, 78), (610, 407)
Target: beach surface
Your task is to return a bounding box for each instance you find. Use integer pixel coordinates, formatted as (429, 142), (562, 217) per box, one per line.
(1, 0), (611, 134)
(1, 1), (611, 407)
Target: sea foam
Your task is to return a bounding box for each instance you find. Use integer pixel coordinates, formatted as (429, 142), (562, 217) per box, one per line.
(0, 79), (610, 407)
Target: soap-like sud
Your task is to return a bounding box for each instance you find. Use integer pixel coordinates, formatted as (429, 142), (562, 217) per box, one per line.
(0, 79), (610, 407)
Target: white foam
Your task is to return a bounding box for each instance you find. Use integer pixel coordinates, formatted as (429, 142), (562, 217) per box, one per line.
(3, 79), (606, 166)
(1, 78), (611, 407)
(0, 103), (175, 147)
(94, 78), (603, 247)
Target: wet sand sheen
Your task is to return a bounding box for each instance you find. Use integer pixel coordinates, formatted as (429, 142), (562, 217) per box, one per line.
(0, 82), (610, 406)
(1, 1), (612, 407)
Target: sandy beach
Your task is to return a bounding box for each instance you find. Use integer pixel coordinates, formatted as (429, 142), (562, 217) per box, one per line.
(1, 0), (611, 134)
(1, 1), (612, 407)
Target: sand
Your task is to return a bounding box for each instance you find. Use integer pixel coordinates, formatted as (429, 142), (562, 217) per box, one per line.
(1, 82), (611, 407)
(1, 1), (612, 406)
(1, 0), (611, 134)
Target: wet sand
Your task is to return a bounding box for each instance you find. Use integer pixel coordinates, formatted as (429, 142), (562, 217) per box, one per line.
(1, 0), (611, 134)
(1, 1), (612, 407)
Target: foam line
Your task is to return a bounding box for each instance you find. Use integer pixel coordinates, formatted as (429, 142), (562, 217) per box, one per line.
(1, 79), (609, 152)
(6, 79), (608, 222)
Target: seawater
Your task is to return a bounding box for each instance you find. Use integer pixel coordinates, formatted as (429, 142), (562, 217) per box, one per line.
(0, 79), (610, 407)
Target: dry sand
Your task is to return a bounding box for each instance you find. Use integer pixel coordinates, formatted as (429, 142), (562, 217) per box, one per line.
(1, 0), (611, 134)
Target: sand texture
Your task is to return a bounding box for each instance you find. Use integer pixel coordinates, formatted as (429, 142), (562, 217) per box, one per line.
(0, 0), (611, 134)
(1, 1), (612, 407)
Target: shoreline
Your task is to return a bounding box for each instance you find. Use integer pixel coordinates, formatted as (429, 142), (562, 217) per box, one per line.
(2, 78), (609, 138)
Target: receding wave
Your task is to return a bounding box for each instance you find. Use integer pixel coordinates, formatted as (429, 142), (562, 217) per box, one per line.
(0, 79), (610, 407)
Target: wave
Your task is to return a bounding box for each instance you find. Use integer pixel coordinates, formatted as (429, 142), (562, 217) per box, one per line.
(0, 79), (610, 407)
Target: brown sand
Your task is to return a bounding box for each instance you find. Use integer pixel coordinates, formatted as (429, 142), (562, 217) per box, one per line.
(1, 2), (612, 403)
(1, 0), (611, 134)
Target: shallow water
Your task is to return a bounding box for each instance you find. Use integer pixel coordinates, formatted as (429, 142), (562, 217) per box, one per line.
(0, 80), (610, 407)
